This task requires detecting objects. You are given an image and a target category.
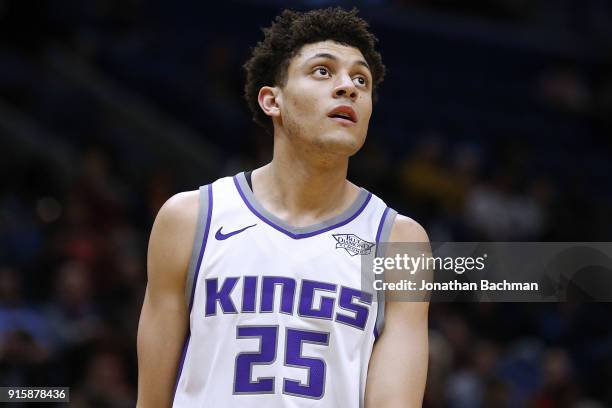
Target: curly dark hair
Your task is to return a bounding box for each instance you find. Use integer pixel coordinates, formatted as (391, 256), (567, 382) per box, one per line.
(243, 7), (386, 133)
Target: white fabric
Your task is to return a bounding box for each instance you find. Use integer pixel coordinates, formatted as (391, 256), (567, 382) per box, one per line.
(173, 174), (391, 408)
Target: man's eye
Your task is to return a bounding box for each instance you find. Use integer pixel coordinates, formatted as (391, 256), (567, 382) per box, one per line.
(353, 76), (367, 86)
(314, 67), (329, 77)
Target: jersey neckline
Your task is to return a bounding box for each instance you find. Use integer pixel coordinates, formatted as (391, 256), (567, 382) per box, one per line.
(233, 172), (372, 239)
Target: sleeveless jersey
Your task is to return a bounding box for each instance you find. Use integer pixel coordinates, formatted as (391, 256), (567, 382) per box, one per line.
(172, 172), (397, 408)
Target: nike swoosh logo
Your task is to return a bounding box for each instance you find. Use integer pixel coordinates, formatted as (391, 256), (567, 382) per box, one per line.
(215, 224), (257, 240)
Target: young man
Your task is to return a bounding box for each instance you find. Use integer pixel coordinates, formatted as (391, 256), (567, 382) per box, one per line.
(137, 8), (429, 407)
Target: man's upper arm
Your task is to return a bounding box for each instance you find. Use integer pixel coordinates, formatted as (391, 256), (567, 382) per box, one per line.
(136, 190), (200, 408)
(365, 215), (430, 408)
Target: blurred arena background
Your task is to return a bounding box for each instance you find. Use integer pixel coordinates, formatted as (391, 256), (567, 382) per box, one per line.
(1, 0), (612, 406)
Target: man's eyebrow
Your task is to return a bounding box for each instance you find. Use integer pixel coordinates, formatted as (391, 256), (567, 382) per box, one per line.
(305, 53), (371, 71)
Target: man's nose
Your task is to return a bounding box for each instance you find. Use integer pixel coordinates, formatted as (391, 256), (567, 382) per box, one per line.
(334, 74), (357, 100)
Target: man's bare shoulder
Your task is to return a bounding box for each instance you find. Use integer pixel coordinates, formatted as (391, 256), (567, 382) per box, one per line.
(156, 190), (200, 227)
(147, 190), (200, 287)
(389, 214), (429, 243)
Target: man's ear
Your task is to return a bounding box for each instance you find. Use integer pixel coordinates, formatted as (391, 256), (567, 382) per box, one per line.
(258, 86), (281, 118)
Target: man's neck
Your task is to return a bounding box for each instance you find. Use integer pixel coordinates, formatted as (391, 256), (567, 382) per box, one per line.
(251, 138), (360, 228)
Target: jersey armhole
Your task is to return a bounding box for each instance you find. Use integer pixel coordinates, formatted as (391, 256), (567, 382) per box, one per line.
(374, 207), (397, 340)
(184, 184), (214, 311)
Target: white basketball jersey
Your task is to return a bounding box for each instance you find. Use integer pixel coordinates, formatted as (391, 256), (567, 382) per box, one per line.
(172, 172), (397, 407)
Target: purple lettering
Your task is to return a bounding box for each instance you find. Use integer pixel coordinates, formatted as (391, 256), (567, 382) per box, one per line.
(261, 277), (296, 314)
(298, 280), (336, 319)
(335, 287), (372, 330)
(205, 277), (238, 316)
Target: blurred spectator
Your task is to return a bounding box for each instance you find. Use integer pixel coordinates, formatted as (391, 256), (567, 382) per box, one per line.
(530, 348), (578, 407)
(464, 171), (546, 240)
(44, 261), (103, 351)
(0, 267), (52, 386)
(538, 66), (591, 114)
(71, 351), (135, 408)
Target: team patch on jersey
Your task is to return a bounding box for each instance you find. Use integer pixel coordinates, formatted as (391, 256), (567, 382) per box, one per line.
(332, 234), (375, 256)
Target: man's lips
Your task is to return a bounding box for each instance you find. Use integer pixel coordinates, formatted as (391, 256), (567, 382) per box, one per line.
(327, 105), (357, 124)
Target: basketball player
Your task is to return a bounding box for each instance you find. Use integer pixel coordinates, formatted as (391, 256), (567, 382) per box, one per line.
(137, 8), (429, 407)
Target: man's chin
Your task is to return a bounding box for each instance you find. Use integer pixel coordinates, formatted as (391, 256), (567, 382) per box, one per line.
(316, 131), (365, 156)
(320, 129), (365, 156)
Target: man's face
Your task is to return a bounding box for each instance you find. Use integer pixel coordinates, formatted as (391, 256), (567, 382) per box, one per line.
(276, 41), (373, 157)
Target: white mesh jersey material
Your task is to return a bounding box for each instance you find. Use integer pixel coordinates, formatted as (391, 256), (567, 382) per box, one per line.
(172, 173), (396, 408)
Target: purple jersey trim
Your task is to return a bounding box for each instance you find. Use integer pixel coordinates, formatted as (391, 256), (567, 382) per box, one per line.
(233, 175), (372, 240)
(375, 207), (390, 249)
(172, 183), (213, 403)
